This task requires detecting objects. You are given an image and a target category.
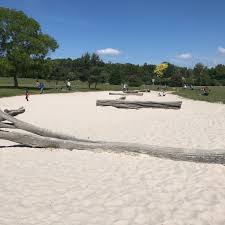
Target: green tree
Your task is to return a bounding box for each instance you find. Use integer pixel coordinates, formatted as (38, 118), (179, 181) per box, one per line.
(163, 63), (176, 78)
(193, 63), (210, 85)
(0, 7), (58, 87)
(77, 53), (104, 88)
(214, 64), (225, 80)
(109, 66), (121, 85)
(170, 69), (183, 87)
(127, 74), (143, 87)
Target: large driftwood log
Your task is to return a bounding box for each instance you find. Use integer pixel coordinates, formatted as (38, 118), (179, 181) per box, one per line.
(97, 100), (182, 109)
(109, 92), (143, 96)
(0, 107), (225, 165)
(0, 130), (225, 165)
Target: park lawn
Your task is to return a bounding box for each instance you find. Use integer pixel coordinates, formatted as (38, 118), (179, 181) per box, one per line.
(174, 86), (225, 104)
(0, 77), (225, 104)
(0, 77), (122, 98)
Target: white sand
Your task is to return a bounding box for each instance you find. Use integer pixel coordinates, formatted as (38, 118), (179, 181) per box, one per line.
(0, 91), (225, 225)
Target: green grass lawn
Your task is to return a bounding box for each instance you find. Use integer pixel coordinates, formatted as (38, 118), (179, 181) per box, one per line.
(0, 77), (122, 98)
(174, 86), (225, 104)
(0, 77), (225, 104)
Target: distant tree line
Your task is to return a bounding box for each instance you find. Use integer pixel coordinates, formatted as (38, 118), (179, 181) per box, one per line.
(1, 7), (225, 88)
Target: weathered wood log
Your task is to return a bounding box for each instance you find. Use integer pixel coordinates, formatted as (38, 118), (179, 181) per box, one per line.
(97, 100), (182, 109)
(0, 122), (16, 129)
(109, 92), (143, 96)
(0, 107), (25, 121)
(1, 107), (225, 165)
(0, 130), (225, 165)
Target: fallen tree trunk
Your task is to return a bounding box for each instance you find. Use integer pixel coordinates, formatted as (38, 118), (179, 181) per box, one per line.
(0, 122), (16, 129)
(1, 107), (225, 165)
(109, 92), (143, 96)
(97, 100), (182, 109)
(0, 130), (225, 165)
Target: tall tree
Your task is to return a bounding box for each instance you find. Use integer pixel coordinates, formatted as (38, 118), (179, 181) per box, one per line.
(0, 7), (58, 87)
(193, 63), (210, 85)
(214, 64), (225, 80)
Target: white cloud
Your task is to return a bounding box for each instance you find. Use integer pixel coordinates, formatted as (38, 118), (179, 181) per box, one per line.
(176, 53), (192, 60)
(96, 48), (122, 56)
(218, 46), (225, 54)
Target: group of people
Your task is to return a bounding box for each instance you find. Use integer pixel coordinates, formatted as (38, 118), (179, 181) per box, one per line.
(25, 80), (45, 101)
(25, 79), (72, 101)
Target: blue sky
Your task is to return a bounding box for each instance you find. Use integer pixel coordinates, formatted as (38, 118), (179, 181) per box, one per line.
(1, 0), (225, 67)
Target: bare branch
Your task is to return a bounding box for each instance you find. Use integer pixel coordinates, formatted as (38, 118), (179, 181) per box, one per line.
(0, 107), (25, 122)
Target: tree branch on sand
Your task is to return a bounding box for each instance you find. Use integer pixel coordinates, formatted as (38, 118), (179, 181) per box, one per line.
(0, 107), (224, 165)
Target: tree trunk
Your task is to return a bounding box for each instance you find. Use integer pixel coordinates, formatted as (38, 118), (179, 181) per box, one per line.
(0, 129), (225, 165)
(1, 107), (225, 165)
(97, 100), (182, 109)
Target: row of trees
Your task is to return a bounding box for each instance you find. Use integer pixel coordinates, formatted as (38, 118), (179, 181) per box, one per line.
(35, 56), (225, 88)
(1, 7), (225, 88)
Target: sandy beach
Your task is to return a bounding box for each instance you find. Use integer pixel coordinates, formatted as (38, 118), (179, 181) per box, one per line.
(1, 91), (225, 225)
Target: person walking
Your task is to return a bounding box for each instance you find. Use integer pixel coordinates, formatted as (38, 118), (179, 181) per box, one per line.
(66, 80), (71, 90)
(25, 89), (29, 101)
(39, 82), (45, 94)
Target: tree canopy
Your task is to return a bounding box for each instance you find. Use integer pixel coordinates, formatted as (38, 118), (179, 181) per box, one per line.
(0, 7), (58, 87)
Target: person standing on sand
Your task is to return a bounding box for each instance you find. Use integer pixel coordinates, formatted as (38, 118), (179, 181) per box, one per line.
(25, 90), (29, 101)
